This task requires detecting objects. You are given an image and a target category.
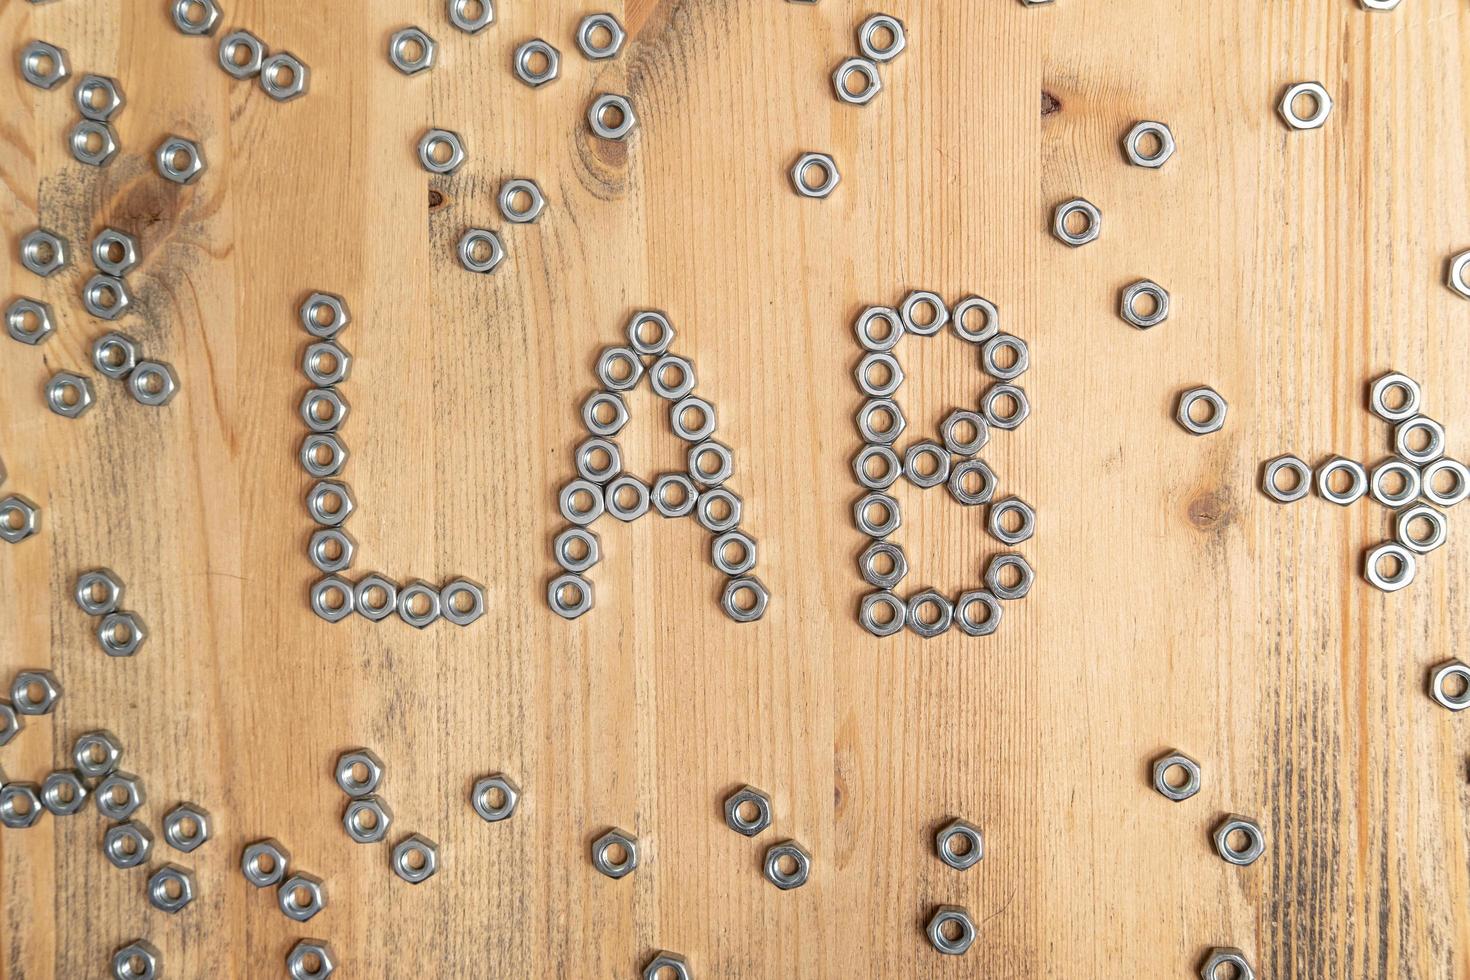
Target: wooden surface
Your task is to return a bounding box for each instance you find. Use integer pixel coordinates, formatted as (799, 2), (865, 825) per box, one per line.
(3, 0), (1469, 977)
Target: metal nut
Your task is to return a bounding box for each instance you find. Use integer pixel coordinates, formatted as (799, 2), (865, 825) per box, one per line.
(1200, 948), (1255, 980)
(74, 729), (123, 777)
(156, 136), (206, 185)
(113, 940), (161, 980)
(20, 227), (68, 277)
(104, 820), (154, 868)
(70, 120), (119, 166)
(1176, 386), (1227, 435)
(300, 292), (351, 338)
(6, 298), (55, 345)
(471, 773), (521, 822)
(147, 864), (196, 914)
(162, 802), (212, 852)
(1278, 81), (1332, 130)
(592, 828), (639, 878)
(833, 56), (882, 106)
(724, 785), (773, 837)
(499, 178), (546, 223)
(397, 579), (442, 628)
(75, 74), (125, 121)
(389, 27), (437, 75)
(392, 834), (440, 884)
(172, 0), (221, 35)
(40, 769), (88, 816)
(858, 591), (907, 637)
(83, 273), (133, 320)
(1429, 660), (1470, 711)
(287, 939), (337, 980)
(763, 840), (811, 889)
(458, 229), (504, 273)
(1262, 455), (1312, 503)
(218, 29), (266, 79)
(1212, 814), (1265, 866)
(790, 152), (840, 199)
(1369, 372), (1422, 422)
(1052, 197), (1101, 247)
(98, 610), (147, 656)
(577, 13), (626, 60)
(588, 94), (637, 140)
(514, 40), (560, 87)
(10, 668), (61, 714)
(20, 40), (70, 89)
(548, 573), (593, 619)
(278, 872), (326, 921)
(1364, 541), (1416, 592)
(241, 838), (291, 887)
(0, 782), (42, 828)
(935, 818), (984, 870)
(1123, 120), (1175, 168)
(92, 229), (140, 277)
(449, 0), (495, 33)
(722, 575), (770, 623)
(906, 589), (954, 638)
(261, 52), (310, 101)
(1120, 280), (1170, 328)
(926, 905), (977, 955)
(95, 771), (146, 820)
(335, 748), (385, 797)
(1152, 751), (1202, 802)
(45, 372), (96, 419)
(309, 574), (354, 621)
(343, 795), (393, 844)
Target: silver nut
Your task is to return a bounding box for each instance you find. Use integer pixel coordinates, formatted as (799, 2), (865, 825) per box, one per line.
(554, 526), (602, 572)
(156, 136), (206, 184)
(696, 486), (743, 534)
(941, 410), (989, 457)
(419, 128), (467, 175)
(335, 747), (385, 797)
(1396, 503), (1447, 555)
(985, 553), (1034, 601)
(69, 120), (119, 166)
(722, 575), (770, 623)
(92, 228), (140, 277)
(588, 94), (637, 140)
(856, 397), (906, 445)
(104, 820), (154, 868)
(1429, 659), (1470, 711)
(856, 351), (904, 397)
(1120, 279), (1170, 328)
(763, 839), (811, 889)
(97, 610), (147, 656)
(1200, 948), (1256, 980)
(1176, 386), (1227, 435)
(548, 572), (593, 619)
(398, 579), (442, 628)
(353, 574), (400, 622)
(858, 590), (907, 637)
(513, 39), (561, 87)
(927, 906), (977, 955)
(1368, 371), (1423, 422)
(218, 29), (266, 79)
(935, 818), (984, 870)
(458, 229), (505, 273)
(832, 56), (882, 106)
(471, 773), (521, 822)
(1395, 415), (1446, 466)
(0, 701), (21, 746)
(302, 341), (353, 386)
(40, 769), (88, 816)
(592, 828), (639, 878)
(1262, 454), (1312, 503)
(76, 567), (125, 615)
(576, 13), (626, 60)
(113, 940), (162, 980)
(906, 589), (954, 638)
(442, 578), (487, 626)
(1449, 251), (1470, 299)
(310, 575), (355, 623)
(790, 152), (840, 199)
(499, 178), (546, 223)
(20, 227), (68, 277)
(301, 388), (350, 432)
(20, 40), (70, 89)
(857, 14), (906, 62)
(954, 590), (1002, 637)
(172, 0), (221, 35)
(45, 372), (96, 419)
(0, 494), (42, 543)
(287, 940), (336, 980)
(1123, 120), (1176, 168)
(859, 540), (908, 590)
(1212, 814), (1266, 866)
(83, 273), (133, 320)
(147, 864), (196, 914)
(391, 833), (440, 884)
(301, 433), (350, 479)
(74, 729), (123, 777)
(128, 360), (180, 406)
(343, 795), (393, 844)
(309, 527), (357, 574)
(261, 52), (310, 101)
(1278, 81), (1332, 130)
(724, 784), (773, 836)
(1152, 751), (1202, 802)
(74, 74), (125, 121)
(449, 0), (495, 33)
(10, 668), (61, 714)
(1052, 197), (1101, 247)
(299, 292), (351, 338)
(95, 771), (146, 820)
(988, 495), (1036, 545)
(389, 27), (437, 75)
(162, 802), (212, 852)
(0, 782), (42, 828)
(6, 298), (55, 344)
(241, 838), (291, 887)
(1316, 455), (1368, 505)
(853, 444), (903, 491)
(642, 952), (691, 980)
(688, 439), (735, 488)
(627, 310), (676, 356)
(278, 872), (327, 921)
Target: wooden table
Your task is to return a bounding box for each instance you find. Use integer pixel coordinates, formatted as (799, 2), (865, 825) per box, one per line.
(3, 0), (1468, 976)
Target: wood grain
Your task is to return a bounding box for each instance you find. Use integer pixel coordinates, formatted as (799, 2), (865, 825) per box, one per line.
(3, 0), (1469, 977)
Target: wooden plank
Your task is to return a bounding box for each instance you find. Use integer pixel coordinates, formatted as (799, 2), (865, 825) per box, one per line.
(2, 0), (1468, 977)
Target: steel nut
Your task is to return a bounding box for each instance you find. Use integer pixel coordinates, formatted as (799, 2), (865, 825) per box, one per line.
(300, 292), (351, 338)
(0, 495), (42, 543)
(1200, 947), (1255, 980)
(45, 372), (96, 419)
(95, 771), (146, 820)
(128, 361), (180, 406)
(241, 838), (291, 887)
(642, 952), (690, 980)
(218, 29), (266, 79)
(162, 802), (212, 852)
(20, 227), (68, 277)
(471, 773), (521, 823)
(278, 872), (326, 921)
(763, 839), (811, 889)
(69, 120), (119, 166)
(513, 39), (560, 87)
(6, 298), (55, 344)
(98, 610), (147, 656)
(75, 74), (125, 121)
(592, 828), (639, 878)
(1212, 814), (1265, 866)
(83, 273), (133, 320)
(335, 747), (385, 797)
(104, 820), (154, 869)
(1449, 251), (1470, 300)
(1429, 660), (1470, 712)
(308, 528), (356, 574)
(343, 795), (393, 844)
(1123, 120), (1176, 168)
(113, 940), (161, 980)
(926, 905), (977, 955)
(389, 27), (437, 75)
(74, 729), (123, 777)
(287, 940), (336, 980)
(0, 701), (22, 746)
(391, 834), (439, 884)
(0, 782), (42, 828)
(1152, 751), (1202, 802)
(935, 818), (984, 870)
(10, 669), (62, 714)
(306, 481), (355, 527)
(20, 39), (70, 89)
(261, 52), (310, 101)
(1278, 81), (1332, 130)
(92, 332), (142, 382)
(441, 577), (486, 626)
(147, 864), (195, 914)
(724, 784), (773, 837)
(40, 769), (89, 815)
(172, 0), (221, 35)
(156, 136), (206, 184)
(722, 575), (770, 624)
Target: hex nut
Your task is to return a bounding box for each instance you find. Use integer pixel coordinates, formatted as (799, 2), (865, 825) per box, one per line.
(724, 785), (773, 837)
(310, 575), (355, 623)
(129, 361), (180, 406)
(156, 136), (206, 185)
(926, 905), (977, 955)
(859, 540), (909, 590)
(95, 771), (146, 820)
(343, 795), (393, 844)
(162, 802), (212, 852)
(954, 589), (1003, 637)
(1120, 280), (1170, 329)
(763, 839), (811, 889)
(69, 120), (119, 166)
(441, 578), (487, 626)
(1396, 503), (1447, 555)
(335, 747), (385, 797)
(592, 827), (639, 878)
(498, 178), (546, 224)
(1449, 252), (1470, 299)
(0, 701), (21, 747)
(6, 298), (55, 345)
(858, 13), (907, 62)
(391, 834), (439, 884)
(0, 495), (42, 543)
(513, 39), (561, 87)
(1052, 197), (1101, 247)
(20, 40), (70, 90)
(398, 579), (443, 628)
(1368, 372), (1423, 422)
(306, 480), (355, 527)
(458, 229), (506, 273)
(261, 52), (310, 101)
(1200, 947), (1255, 980)
(113, 940), (162, 980)
(40, 769), (89, 816)
(0, 782), (42, 828)
(301, 433), (350, 479)
(577, 13), (626, 60)
(588, 93), (637, 140)
(20, 228), (69, 277)
(241, 838), (291, 887)
(1123, 121), (1176, 168)
(858, 590), (907, 637)
(10, 669), (62, 714)
(172, 0), (221, 35)
(1429, 660), (1470, 712)
(218, 29), (266, 79)
(1152, 751), (1202, 802)
(302, 341), (352, 386)
(722, 575), (770, 624)
(308, 528), (357, 574)
(104, 820), (154, 869)
(300, 292), (351, 338)
(92, 330), (141, 379)
(278, 872), (326, 921)
(74, 74), (125, 121)
(548, 572), (593, 619)
(790, 151), (840, 198)
(449, 0), (496, 33)
(1176, 386), (1228, 435)
(935, 818), (984, 870)
(832, 56), (882, 106)
(354, 574), (400, 622)
(642, 952), (691, 980)
(389, 27), (437, 75)
(82, 273), (133, 321)
(74, 729), (124, 777)
(419, 128), (467, 175)
(45, 372), (96, 420)
(1212, 814), (1266, 866)
(287, 939), (337, 980)
(1278, 81), (1333, 130)
(906, 589), (954, 638)
(147, 864), (196, 914)
(98, 610), (147, 656)
(1364, 542), (1416, 593)
(471, 773), (521, 822)
(984, 553), (1034, 601)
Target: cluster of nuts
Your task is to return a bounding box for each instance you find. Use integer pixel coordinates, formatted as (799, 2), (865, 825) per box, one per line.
(175, 0), (310, 102)
(0, 458), (42, 547)
(830, 13), (906, 108)
(511, 14), (637, 141)
(549, 310), (770, 624)
(334, 748), (442, 886)
(850, 293), (1034, 638)
(1261, 372), (1465, 594)
(75, 568), (148, 657)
